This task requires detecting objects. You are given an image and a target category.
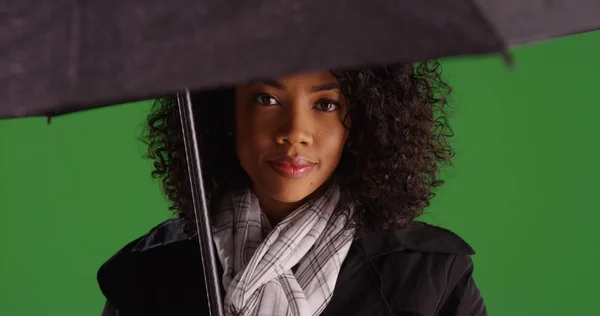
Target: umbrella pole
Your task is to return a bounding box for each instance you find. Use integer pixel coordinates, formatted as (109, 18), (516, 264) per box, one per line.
(177, 90), (224, 316)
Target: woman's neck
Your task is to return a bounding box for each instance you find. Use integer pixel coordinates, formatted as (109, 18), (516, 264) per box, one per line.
(258, 198), (303, 226)
(253, 181), (331, 226)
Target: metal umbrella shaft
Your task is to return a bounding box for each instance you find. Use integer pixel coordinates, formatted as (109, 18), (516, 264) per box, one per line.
(177, 90), (224, 316)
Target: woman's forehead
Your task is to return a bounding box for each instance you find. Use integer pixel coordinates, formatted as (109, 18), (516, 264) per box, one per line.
(277, 70), (337, 84)
(243, 70), (339, 91)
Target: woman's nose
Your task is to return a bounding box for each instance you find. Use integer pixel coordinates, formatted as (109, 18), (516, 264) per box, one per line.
(275, 106), (313, 147)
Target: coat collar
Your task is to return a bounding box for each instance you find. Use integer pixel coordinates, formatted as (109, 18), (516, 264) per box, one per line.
(125, 218), (474, 257)
(129, 218), (195, 253)
(97, 218), (475, 313)
(111, 217), (475, 269)
(356, 221), (475, 260)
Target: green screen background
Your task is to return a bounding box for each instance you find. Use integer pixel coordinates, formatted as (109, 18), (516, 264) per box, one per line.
(1, 31), (599, 315)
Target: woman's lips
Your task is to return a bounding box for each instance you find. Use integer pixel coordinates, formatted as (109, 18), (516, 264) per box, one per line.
(267, 156), (316, 179)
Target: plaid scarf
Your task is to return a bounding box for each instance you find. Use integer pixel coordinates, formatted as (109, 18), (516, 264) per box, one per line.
(212, 184), (355, 316)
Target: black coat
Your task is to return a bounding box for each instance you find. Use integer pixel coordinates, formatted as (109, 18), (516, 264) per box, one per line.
(97, 219), (487, 316)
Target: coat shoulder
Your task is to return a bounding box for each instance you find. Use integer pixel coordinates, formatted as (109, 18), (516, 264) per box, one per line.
(330, 222), (485, 315)
(97, 219), (202, 315)
(385, 222), (484, 315)
(395, 221), (476, 255)
(357, 221), (477, 261)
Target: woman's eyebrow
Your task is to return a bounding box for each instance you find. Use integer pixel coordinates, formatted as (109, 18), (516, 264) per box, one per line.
(311, 82), (340, 93)
(255, 79), (287, 90)
(250, 80), (340, 92)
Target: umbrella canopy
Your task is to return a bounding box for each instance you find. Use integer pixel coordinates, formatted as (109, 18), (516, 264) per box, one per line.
(475, 0), (600, 45)
(3, 0), (599, 119)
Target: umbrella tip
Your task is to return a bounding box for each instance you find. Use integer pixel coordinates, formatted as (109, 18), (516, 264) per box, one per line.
(46, 115), (52, 125)
(500, 50), (515, 69)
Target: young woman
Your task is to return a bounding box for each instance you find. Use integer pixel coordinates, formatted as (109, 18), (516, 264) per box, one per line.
(98, 62), (487, 315)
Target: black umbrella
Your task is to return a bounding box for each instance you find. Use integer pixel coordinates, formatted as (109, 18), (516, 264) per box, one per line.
(4, 0), (600, 119)
(2, 1), (599, 315)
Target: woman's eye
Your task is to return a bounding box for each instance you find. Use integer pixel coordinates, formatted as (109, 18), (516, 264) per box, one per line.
(254, 94), (279, 105)
(315, 101), (340, 112)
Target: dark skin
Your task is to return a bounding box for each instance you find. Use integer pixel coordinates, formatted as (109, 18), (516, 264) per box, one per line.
(144, 62), (454, 233)
(234, 71), (349, 225)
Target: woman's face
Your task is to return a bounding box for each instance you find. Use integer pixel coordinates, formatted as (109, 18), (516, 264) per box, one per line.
(234, 71), (349, 209)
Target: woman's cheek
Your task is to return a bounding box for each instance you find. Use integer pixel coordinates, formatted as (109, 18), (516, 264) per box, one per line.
(320, 128), (347, 160)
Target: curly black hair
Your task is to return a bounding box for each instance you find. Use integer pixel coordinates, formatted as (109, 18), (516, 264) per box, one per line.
(143, 61), (454, 233)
